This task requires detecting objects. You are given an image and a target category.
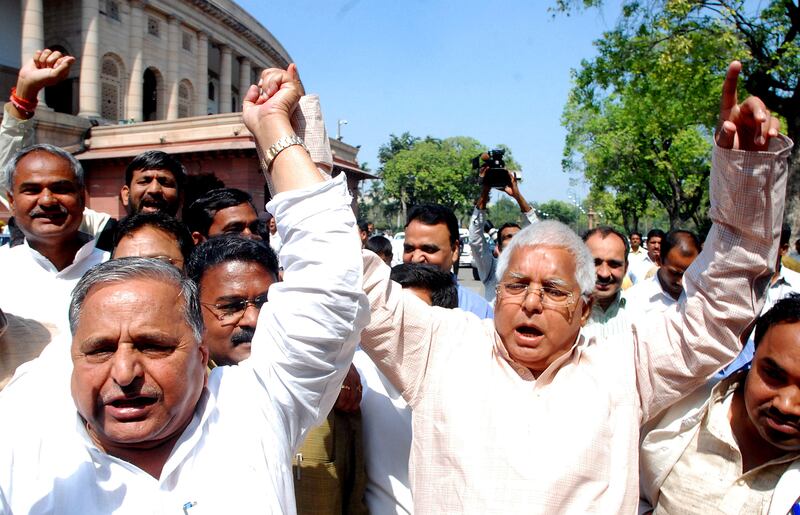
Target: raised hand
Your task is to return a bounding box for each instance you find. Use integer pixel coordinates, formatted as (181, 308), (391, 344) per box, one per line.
(715, 61), (781, 151)
(16, 49), (75, 102)
(241, 64), (303, 146)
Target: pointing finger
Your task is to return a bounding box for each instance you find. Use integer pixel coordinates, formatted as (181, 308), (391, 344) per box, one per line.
(720, 61), (741, 113)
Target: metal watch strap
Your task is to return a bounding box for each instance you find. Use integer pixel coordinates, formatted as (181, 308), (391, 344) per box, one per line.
(260, 134), (309, 172)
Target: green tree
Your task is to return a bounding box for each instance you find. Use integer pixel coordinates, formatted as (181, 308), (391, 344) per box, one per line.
(487, 197), (524, 227)
(554, 0), (800, 227)
(537, 200), (580, 227)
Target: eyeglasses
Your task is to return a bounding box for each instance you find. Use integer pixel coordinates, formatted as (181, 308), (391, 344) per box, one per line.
(201, 292), (269, 325)
(496, 283), (575, 308)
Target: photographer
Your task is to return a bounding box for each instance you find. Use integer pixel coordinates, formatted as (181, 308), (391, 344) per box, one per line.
(469, 153), (537, 303)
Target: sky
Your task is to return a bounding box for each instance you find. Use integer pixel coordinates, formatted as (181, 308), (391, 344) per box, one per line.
(236, 0), (622, 204)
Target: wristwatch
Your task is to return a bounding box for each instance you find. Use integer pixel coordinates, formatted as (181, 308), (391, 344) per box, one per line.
(260, 134), (309, 172)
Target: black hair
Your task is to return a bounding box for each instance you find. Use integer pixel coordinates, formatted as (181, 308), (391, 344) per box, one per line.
(186, 235), (279, 287)
(406, 204), (459, 247)
(630, 231), (642, 239)
(781, 223), (792, 247)
(366, 235), (393, 258)
(358, 220), (371, 233)
(582, 226), (631, 262)
(124, 150), (186, 187)
(646, 228), (666, 241)
(497, 222), (522, 248)
(114, 212), (194, 261)
(390, 263), (458, 309)
(660, 229), (702, 264)
(754, 293), (800, 349)
(184, 188), (256, 237)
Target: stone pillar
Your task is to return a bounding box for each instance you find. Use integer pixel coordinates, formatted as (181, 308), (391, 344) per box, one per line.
(20, 0), (48, 106)
(238, 57), (251, 112)
(219, 44), (232, 114)
(195, 31), (209, 116)
(126, 0), (145, 121)
(78, 0), (101, 118)
(165, 14), (180, 120)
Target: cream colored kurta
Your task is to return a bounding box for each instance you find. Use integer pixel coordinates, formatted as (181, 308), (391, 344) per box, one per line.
(360, 137), (793, 514)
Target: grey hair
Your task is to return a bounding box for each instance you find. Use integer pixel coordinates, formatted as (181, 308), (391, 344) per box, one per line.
(69, 257), (203, 341)
(496, 220), (596, 300)
(3, 143), (85, 193)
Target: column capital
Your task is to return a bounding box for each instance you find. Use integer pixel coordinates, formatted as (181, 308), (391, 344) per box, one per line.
(240, 56), (251, 66)
(166, 13), (182, 25)
(129, 0), (148, 8)
(196, 29), (209, 41)
(219, 43), (232, 55)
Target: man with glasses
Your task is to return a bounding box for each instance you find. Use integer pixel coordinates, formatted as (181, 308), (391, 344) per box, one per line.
(186, 235), (278, 366)
(358, 62), (792, 512)
(185, 188), (265, 244)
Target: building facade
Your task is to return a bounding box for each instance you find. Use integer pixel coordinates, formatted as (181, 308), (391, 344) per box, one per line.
(1, 0), (371, 220)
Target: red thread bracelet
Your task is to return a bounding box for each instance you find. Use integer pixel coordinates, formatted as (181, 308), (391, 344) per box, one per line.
(10, 87), (38, 114)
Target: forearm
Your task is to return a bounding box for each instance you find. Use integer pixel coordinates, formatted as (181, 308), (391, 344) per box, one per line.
(636, 136), (793, 421)
(0, 104), (36, 208)
(250, 175), (368, 447)
(292, 95), (332, 175)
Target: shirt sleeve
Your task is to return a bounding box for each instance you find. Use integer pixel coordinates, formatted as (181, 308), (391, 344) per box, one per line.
(291, 94), (333, 176)
(0, 104), (35, 209)
(521, 208), (538, 227)
(634, 136), (793, 423)
(242, 174), (369, 452)
(468, 207), (496, 283)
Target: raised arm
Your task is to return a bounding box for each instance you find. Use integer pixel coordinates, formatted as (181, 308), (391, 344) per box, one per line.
(636, 61), (792, 422)
(469, 183), (495, 283)
(1, 49), (74, 208)
(240, 65), (369, 449)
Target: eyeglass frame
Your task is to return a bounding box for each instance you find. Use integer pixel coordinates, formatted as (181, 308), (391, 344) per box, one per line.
(495, 282), (576, 308)
(200, 292), (269, 326)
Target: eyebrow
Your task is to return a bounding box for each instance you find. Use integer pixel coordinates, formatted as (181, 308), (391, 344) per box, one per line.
(508, 272), (571, 289)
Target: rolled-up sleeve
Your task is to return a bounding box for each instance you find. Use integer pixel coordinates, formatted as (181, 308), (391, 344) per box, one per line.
(635, 136), (793, 423)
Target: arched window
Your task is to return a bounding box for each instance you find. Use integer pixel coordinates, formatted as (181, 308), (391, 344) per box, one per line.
(178, 80), (193, 118)
(143, 67), (164, 121)
(101, 54), (125, 121)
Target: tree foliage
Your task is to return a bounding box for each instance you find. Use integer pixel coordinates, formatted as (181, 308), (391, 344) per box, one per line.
(369, 133), (522, 228)
(556, 0), (800, 227)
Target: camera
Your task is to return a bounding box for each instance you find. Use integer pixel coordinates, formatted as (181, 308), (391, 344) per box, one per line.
(472, 149), (521, 189)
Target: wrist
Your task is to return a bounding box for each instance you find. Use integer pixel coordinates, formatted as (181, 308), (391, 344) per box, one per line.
(14, 79), (39, 103)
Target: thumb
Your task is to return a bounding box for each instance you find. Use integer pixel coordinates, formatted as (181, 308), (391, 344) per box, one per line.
(715, 120), (736, 149)
(288, 63), (300, 83)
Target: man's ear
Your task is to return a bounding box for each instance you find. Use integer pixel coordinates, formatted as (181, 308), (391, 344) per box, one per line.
(579, 295), (594, 327)
(6, 191), (14, 216)
(120, 185), (130, 208)
(191, 231), (205, 245)
(452, 239), (460, 265)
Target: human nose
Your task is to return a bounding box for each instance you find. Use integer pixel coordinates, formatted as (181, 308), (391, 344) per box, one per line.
(38, 187), (57, 206)
(411, 251), (426, 263)
(520, 286), (544, 312)
(145, 180), (163, 195)
(596, 262), (611, 279)
(110, 347), (143, 387)
(773, 386), (800, 415)
(238, 302), (261, 326)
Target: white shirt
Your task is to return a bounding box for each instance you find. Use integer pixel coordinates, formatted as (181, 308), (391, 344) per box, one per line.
(628, 254), (657, 285)
(623, 273), (679, 316)
(0, 237), (108, 337)
(0, 175), (369, 515)
(352, 349), (413, 515)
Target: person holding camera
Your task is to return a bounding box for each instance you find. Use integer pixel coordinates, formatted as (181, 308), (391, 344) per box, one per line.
(469, 160), (537, 303)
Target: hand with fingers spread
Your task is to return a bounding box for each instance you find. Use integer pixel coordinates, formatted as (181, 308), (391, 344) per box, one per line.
(715, 61), (782, 152)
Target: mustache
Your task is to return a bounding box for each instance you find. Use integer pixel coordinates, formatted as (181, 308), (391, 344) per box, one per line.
(100, 383), (161, 404)
(766, 407), (800, 429)
(596, 275), (617, 285)
(231, 326), (256, 347)
(29, 205), (68, 217)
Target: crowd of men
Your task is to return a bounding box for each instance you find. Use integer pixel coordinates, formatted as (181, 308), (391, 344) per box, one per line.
(0, 49), (796, 514)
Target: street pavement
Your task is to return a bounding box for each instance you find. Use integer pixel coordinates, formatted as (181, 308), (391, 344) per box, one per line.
(456, 266), (485, 297)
